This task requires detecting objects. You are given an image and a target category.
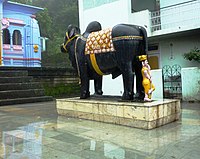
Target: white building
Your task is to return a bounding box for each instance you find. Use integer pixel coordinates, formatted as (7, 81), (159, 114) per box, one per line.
(78, 0), (200, 101)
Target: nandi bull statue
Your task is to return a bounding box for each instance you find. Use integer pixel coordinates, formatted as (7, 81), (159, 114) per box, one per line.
(61, 21), (148, 100)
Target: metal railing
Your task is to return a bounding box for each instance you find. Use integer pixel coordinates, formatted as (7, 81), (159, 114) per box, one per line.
(150, 0), (200, 32)
(151, 10), (161, 32)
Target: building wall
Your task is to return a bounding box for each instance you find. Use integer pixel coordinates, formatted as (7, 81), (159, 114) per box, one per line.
(1, 1), (42, 67)
(26, 18), (41, 66)
(182, 67), (200, 101)
(79, 0), (130, 32)
(157, 35), (200, 68)
(160, 0), (192, 8)
(2, 17), (41, 67)
(153, 0), (200, 36)
(90, 75), (123, 96)
(90, 69), (163, 100)
(79, 0), (153, 35)
(129, 10), (151, 36)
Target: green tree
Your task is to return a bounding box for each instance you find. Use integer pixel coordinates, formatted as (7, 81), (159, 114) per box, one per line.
(35, 8), (53, 39)
(183, 47), (200, 63)
(9, 0), (32, 4)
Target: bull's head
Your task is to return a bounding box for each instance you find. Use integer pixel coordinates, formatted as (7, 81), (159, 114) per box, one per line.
(60, 24), (81, 53)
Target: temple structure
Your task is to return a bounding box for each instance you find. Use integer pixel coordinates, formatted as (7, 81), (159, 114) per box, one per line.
(0, 0), (43, 67)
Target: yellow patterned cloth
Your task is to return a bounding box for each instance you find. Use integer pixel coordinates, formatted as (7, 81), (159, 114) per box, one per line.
(85, 28), (115, 55)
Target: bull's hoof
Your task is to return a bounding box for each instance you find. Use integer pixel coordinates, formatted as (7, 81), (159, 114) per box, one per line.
(95, 90), (103, 95)
(134, 92), (145, 100)
(122, 92), (133, 100)
(80, 91), (90, 99)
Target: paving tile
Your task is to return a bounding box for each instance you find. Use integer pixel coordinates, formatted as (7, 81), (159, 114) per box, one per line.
(52, 132), (88, 144)
(0, 101), (200, 159)
(42, 146), (75, 159)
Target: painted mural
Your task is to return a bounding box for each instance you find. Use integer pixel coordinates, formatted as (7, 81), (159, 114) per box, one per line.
(0, 0), (42, 67)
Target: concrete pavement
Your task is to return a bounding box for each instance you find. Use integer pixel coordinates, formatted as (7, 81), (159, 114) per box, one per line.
(0, 101), (199, 159)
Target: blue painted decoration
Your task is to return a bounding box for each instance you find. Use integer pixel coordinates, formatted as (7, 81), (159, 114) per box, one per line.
(0, 0), (43, 67)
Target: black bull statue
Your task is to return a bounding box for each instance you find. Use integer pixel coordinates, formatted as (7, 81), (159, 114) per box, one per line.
(61, 21), (148, 100)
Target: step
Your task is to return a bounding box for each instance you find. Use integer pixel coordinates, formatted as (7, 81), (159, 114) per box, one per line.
(0, 66), (27, 71)
(0, 83), (42, 91)
(0, 77), (34, 83)
(0, 89), (45, 99)
(0, 96), (53, 106)
(0, 70), (28, 77)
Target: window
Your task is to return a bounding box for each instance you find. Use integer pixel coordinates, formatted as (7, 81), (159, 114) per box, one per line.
(131, 0), (158, 12)
(3, 29), (10, 44)
(148, 44), (159, 51)
(12, 30), (22, 45)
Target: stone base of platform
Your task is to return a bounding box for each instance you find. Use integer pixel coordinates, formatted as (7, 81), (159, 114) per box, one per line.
(56, 96), (181, 129)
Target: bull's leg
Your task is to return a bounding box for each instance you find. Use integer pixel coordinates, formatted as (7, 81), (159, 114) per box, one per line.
(94, 76), (103, 95)
(79, 63), (90, 99)
(134, 62), (145, 100)
(121, 62), (134, 100)
(80, 77), (90, 99)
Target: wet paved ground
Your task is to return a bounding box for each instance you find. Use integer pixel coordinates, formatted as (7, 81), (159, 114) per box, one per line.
(0, 101), (199, 159)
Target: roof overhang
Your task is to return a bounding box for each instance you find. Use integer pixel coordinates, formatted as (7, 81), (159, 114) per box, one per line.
(4, 1), (43, 14)
(149, 28), (200, 42)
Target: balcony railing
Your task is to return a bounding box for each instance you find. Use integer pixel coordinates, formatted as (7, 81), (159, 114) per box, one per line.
(151, 0), (200, 32)
(151, 11), (161, 32)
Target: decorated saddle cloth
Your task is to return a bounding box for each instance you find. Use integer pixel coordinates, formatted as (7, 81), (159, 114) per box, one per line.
(85, 28), (115, 55)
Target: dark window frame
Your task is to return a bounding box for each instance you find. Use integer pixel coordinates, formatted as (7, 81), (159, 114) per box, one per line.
(12, 30), (22, 45)
(3, 29), (11, 44)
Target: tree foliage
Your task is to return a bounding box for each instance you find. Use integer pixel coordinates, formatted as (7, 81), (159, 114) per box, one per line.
(9, 0), (32, 4)
(183, 47), (200, 63)
(9, 0), (79, 68)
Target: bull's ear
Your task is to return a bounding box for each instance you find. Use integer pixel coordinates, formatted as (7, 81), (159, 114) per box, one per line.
(68, 28), (76, 38)
(68, 25), (80, 38)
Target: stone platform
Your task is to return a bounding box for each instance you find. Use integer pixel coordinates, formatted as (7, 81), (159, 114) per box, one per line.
(56, 96), (181, 129)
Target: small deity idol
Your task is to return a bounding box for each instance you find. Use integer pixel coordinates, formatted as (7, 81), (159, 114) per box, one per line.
(139, 55), (155, 102)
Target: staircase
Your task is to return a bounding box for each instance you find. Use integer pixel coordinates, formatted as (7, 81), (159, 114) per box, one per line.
(0, 69), (53, 106)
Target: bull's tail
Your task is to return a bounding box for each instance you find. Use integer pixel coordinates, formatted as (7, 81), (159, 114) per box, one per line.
(139, 26), (148, 55)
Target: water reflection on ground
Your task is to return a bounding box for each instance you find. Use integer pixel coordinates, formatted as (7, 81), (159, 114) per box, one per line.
(0, 101), (200, 159)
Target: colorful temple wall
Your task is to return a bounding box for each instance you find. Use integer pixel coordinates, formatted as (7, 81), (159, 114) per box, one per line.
(0, 0), (43, 67)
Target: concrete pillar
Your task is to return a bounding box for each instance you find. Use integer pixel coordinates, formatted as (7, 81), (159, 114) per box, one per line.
(182, 67), (200, 102)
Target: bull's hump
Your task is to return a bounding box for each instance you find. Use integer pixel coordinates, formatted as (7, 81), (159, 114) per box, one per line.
(85, 28), (116, 55)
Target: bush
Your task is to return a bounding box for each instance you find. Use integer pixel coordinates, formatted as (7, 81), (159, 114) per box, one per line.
(44, 83), (80, 97)
(183, 47), (200, 62)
